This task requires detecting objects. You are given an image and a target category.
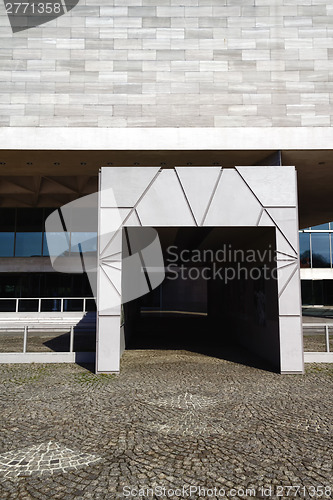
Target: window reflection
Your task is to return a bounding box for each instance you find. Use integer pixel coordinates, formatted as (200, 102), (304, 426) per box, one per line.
(15, 233), (43, 257)
(311, 233), (331, 268)
(312, 223), (330, 230)
(43, 232), (70, 257)
(299, 233), (311, 267)
(70, 232), (97, 254)
(0, 233), (15, 257)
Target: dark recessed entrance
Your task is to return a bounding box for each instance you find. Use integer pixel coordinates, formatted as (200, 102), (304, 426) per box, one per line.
(123, 227), (280, 371)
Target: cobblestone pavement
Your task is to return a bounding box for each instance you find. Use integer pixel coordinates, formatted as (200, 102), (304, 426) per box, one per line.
(0, 351), (332, 499)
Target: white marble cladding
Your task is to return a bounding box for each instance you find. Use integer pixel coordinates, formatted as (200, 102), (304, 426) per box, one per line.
(0, 0), (333, 127)
(97, 166), (304, 374)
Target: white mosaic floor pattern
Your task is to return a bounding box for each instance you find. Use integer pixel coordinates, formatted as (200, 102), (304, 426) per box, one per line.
(0, 441), (102, 478)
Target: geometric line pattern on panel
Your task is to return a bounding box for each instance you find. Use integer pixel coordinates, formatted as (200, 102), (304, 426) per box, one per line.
(101, 263), (121, 295)
(258, 209), (275, 227)
(204, 168), (263, 226)
(266, 208), (298, 255)
(275, 231), (298, 259)
(100, 167), (161, 208)
(278, 264), (299, 299)
(175, 166), (222, 226)
(277, 262), (298, 297)
(236, 166), (297, 208)
(135, 169), (196, 226)
(0, 441), (102, 478)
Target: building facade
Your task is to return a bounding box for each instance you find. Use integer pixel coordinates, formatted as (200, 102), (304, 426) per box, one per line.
(1, 0), (333, 371)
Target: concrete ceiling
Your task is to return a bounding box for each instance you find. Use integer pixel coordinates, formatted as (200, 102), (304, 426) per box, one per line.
(0, 148), (332, 229)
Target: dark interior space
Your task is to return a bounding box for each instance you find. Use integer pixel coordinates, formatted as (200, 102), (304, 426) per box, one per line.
(123, 226), (280, 371)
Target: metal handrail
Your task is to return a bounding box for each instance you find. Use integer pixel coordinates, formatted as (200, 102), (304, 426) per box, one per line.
(0, 325), (75, 354)
(0, 297), (95, 313)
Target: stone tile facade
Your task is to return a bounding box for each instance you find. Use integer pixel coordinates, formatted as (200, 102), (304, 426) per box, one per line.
(0, 0), (332, 127)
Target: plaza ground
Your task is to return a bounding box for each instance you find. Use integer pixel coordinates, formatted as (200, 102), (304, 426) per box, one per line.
(0, 350), (332, 500)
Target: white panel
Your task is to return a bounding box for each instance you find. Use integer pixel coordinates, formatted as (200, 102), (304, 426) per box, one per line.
(136, 169), (196, 226)
(103, 260), (121, 270)
(277, 262), (298, 294)
(204, 169), (262, 226)
(236, 166), (296, 207)
(101, 262), (122, 295)
(276, 231), (298, 258)
(258, 210), (275, 227)
(100, 167), (160, 208)
(96, 316), (121, 373)
(98, 269), (121, 316)
(279, 316), (304, 373)
(120, 326), (125, 356)
(266, 207), (299, 250)
(99, 208), (123, 255)
(0, 353), (95, 364)
(5, 127), (333, 151)
(125, 210), (141, 226)
(278, 270), (302, 315)
(300, 268), (333, 280)
(304, 353), (333, 363)
(175, 167), (221, 225)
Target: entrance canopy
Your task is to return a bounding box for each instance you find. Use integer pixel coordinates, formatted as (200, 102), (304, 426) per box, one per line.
(97, 166), (304, 375)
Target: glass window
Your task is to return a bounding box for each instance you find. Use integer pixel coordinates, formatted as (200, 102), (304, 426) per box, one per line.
(311, 223), (330, 230)
(15, 233), (43, 257)
(0, 209), (15, 257)
(43, 232), (70, 257)
(0, 274), (20, 298)
(0, 233), (15, 257)
(70, 232), (97, 254)
(299, 232), (311, 268)
(301, 280), (313, 305)
(311, 233), (331, 268)
(0, 209), (15, 231)
(16, 208), (43, 232)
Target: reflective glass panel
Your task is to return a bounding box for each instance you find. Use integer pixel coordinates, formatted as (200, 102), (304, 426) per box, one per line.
(70, 232), (97, 253)
(43, 232), (70, 257)
(63, 299), (84, 312)
(40, 299), (61, 312)
(0, 233), (15, 257)
(311, 233), (331, 268)
(18, 299), (39, 312)
(299, 232), (311, 268)
(0, 299), (16, 312)
(311, 223), (330, 230)
(15, 232), (43, 257)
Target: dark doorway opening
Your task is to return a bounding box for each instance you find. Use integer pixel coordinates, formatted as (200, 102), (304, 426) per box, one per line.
(123, 227), (280, 372)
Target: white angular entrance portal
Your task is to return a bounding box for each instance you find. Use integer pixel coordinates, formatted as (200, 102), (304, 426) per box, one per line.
(97, 166), (304, 374)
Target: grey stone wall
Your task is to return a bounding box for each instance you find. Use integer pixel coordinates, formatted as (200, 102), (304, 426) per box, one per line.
(0, 0), (332, 127)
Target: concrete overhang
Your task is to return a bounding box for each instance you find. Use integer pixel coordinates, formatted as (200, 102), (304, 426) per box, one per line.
(0, 127), (332, 229)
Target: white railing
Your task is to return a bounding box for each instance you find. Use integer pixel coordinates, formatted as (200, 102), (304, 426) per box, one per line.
(0, 297), (95, 313)
(17, 325), (75, 353)
(0, 323), (95, 364)
(303, 322), (332, 353)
